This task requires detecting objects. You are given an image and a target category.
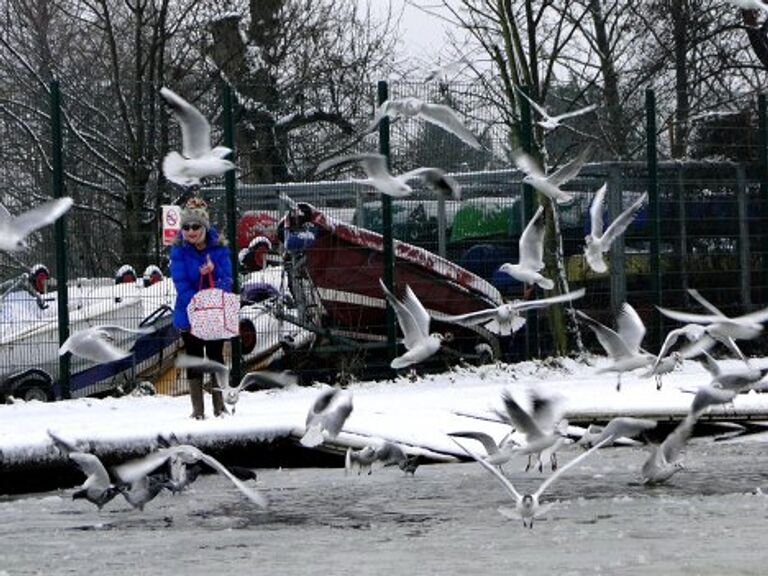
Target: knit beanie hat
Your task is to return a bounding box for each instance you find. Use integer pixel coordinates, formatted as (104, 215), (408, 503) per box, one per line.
(180, 196), (210, 229)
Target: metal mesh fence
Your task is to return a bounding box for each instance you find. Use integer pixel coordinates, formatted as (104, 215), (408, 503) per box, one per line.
(1, 78), (767, 402)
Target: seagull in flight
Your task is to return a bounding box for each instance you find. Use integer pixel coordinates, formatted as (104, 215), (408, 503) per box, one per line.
(316, 153), (460, 199)
(67, 452), (124, 510)
(435, 288), (585, 336)
(0, 197), (73, 252)
(641, 415), (696, 485)
(345, 440), (422, 475)
(515, 86), (598, 132)
(174, 354), (296, 414)
(448, 430), (518, 468)
(379, 278), (444, 369)
(159, 87), (235, 187)
(577, 303), (654, 391)
(113, 444), (267, 508)
(576, 416), (657, 448)
(657, 288), (768, 354)
(498, 205), (554, 290)
(584, 185), (647, 273)
(300, 386), (354, 448)
(59, 325), (154, 363)
(453, 435), (610, 528)
(366, 96), (481, 149)
(512, 145), (593, 205)
(695, 351), (768, 392)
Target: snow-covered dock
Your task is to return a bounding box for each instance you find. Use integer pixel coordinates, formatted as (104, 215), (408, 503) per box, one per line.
(2, 357), (768, 476)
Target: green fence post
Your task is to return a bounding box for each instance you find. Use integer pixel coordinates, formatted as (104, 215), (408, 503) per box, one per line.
(378, 80), (397, 364)
(646, 88), (662, 348)
(51, 80), (70, 399)
(222, 82), (241, 387)
(759, 93), (767, 302)
(519, 85), (537, 359)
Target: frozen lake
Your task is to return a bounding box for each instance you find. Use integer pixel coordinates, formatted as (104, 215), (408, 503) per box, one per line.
(1, 439), (767, 575)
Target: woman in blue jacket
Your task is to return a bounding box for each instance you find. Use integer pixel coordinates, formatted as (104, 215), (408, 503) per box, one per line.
(170, 196), (233, 419)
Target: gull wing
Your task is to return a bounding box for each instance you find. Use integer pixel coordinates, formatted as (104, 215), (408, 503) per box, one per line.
(160, 87), (212, 158)
(690, 385), (737, 416)
(518, 205), (546, 271)
(545, 145), (593, 188)
(514, 86), (550, 121)
(659, 415), (695, 464)
(551, 103), (598, 122)
(652, 328), (686, 372)
(316, 153), (386, 177)
(600, 192), (647, 246)
(512, 151), (545, 180)
(12, 198), (74, 236)
(597, 417), (657, 444)
(70, 452), (111, 488)
(379, 279), (426, 346)
(197, 451), (268, 508)
(534, 436), (611, 498)
(448, 431), (502, 456)
(736, 303), (768, 324)
(511, 288), (586, 313)
(615, 303), (646, 353)
(588, 183), (607, 240)
(238, 370), (297, 392)
(501, 390), (543, 440)
(419, 102), (481, 149)
(402, 285), (431, 337)
(576, 311), (633, 359)
(433, 307), (500, 327)
(113, 450), (175, 484)
(451, 438), (522, 502)
(687, 289), (727, 317)
(656, 306), (721, 325)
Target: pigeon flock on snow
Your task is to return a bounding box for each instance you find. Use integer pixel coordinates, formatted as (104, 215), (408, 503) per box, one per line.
(8, 69), (768, 531)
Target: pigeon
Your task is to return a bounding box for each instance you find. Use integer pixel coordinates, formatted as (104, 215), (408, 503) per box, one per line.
(59, 325), (154, 363)
(453, 435), (610, 528)
(113, 444), (267, 508)
(515, 86), (598, 132)
(174, 354), (296, 414)
(495, 389), (567, 472)
(434, 288), (585, 336)
(316, 153), (459, 199)
(641, 415), (696, 485)
(584, 185), (648, 273)
(378, 279), (444, 369)
(159, 87), (235, 187)
(498, 205), (554, 290)
(366, 96), (481, 149)
(67, 452), (125, 510)
(0, 197), (73, 252)
(512, 145), (592, 205)
(300, 387), (354, 448)
(577, 303), (655, 391)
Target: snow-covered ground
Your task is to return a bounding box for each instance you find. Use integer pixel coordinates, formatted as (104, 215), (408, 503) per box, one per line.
(3, 355), (768, 473)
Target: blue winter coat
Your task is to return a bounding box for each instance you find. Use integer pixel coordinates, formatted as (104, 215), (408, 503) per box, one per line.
(169, 226), (234, 330)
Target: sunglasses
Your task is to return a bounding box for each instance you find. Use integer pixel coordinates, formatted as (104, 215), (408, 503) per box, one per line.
(182, 223), (203, 231)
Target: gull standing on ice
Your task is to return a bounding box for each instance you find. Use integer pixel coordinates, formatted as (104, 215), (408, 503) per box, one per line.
(300, 386), (354, 448)
(435, 288), (585, 336)
(577, 304), (654, 391)
(515, 86), (598, 132)
(316, 153), (460, 199)
(512, 145), (592, 205)
(498, 206), (554, 290)
(379, 278), (444, 369)
(0, 197), (73, 252)
(114, 444), (267, 508)
(175, 354), (296, 414)
(59, 325), (154, 363)
(453, 436), (610, 528)
(366, 96), (481, 149)
(584, 184), (648, 273)
(159, 87), (235, 187)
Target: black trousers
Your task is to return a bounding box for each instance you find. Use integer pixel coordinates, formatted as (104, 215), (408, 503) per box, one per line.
(181, 331), (225, 379)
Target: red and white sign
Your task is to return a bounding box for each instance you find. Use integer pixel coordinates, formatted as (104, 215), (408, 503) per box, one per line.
(162, 205), (181, 246)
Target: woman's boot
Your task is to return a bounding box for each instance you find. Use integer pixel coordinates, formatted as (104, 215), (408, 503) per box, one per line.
(212, 388), (228, 417)
(189, 377), (205, 419)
